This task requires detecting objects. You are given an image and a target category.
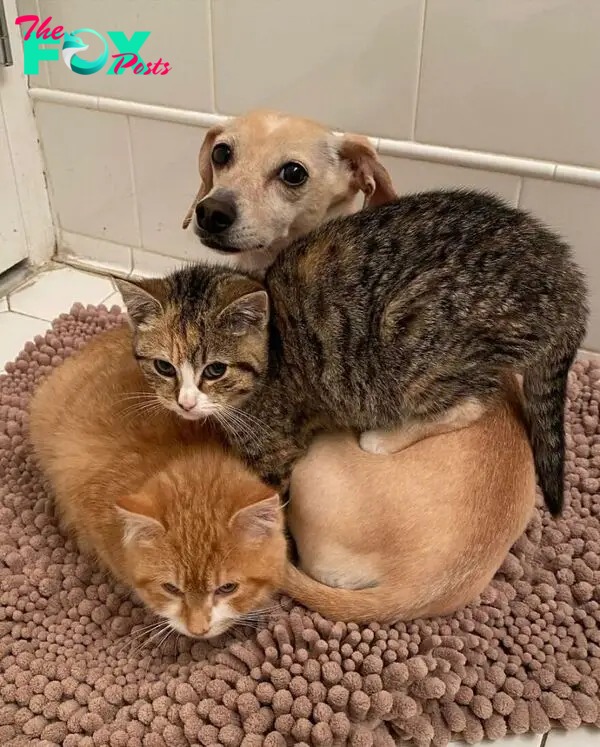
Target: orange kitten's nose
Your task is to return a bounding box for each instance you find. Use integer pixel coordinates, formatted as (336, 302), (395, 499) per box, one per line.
(185, 607), (211, 638)
(188, 624), (209, 637)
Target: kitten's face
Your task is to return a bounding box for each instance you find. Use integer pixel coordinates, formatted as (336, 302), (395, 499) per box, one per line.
(116, 459), (285, 638)
(116, 272), (269, 422)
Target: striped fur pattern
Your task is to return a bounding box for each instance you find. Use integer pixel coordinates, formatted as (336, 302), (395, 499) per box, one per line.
(120, 189), (588, 514)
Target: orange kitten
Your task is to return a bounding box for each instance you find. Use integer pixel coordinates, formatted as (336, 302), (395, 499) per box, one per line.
(29, 326), (286, 638)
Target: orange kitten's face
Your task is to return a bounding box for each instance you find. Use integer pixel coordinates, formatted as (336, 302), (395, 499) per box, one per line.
(116, 460), (286, 638)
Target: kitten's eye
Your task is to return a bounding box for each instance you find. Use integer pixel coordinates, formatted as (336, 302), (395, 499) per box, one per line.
(162, 582), (183, 597)
(279, 161), (308, 187)
(212, 143), (232, 166)
(154, 359), (176, 377)
(203, 362), (227, 380)
(215, 582), (238, 596)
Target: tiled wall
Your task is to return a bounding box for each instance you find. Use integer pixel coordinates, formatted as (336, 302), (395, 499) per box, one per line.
(21, 0), (600, 349)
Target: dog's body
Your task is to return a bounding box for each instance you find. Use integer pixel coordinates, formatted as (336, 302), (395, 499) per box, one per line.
(183, 110), (537, 621)
(286, 376), (536, 622)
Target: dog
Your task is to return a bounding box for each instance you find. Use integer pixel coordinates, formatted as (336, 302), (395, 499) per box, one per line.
(182, 108), (396, 273)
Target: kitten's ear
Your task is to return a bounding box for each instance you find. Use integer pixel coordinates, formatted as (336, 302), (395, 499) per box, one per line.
(116, 491), (165, 544)
(229, 494), (281, 540)
(217, 290), (269, 336)
(114, 278), (164, 326)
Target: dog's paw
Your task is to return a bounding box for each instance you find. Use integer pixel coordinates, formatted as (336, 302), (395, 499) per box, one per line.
(359, 430), (391, 455)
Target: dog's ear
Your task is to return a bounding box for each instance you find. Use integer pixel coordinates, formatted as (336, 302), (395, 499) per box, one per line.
(337, 134), (396, 208)
(182, 124), (225, 229)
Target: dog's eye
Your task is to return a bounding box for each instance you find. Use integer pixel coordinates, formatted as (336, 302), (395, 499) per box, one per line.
(212, 143), (232, 166)
(203, 362), (227, 380)
(154, 359), (177, 377)
(215, 582), (238, 596)
(162, 583), (184, 597)
(279, 161), (308, 187)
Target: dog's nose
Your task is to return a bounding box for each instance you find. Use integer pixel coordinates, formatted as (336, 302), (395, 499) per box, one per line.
(195, 196), (236, 234)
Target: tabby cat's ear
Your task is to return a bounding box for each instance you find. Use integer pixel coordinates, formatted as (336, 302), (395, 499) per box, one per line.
(114, 278), (164, 326)
(229, 494), (281, 540)
(116, 491), (165, 544)
(217, 290), (269, 336)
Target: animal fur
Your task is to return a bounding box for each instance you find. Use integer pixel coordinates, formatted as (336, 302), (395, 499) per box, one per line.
(119, 189), (588, 515)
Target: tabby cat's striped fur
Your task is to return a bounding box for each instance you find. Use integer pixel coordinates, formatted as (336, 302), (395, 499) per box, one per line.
(119, 190), (588, 515)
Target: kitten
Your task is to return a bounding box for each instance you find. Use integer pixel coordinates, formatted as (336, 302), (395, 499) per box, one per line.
(29, 326), (286, 639)
(116, 189), (588, 515)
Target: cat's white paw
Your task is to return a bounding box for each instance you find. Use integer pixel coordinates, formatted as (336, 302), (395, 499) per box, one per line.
(359, 431), (391, 455)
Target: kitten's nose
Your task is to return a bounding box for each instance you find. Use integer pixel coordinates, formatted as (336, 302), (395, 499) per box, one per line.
(188, 624), (209, 638)
(178, 390), (197, 411)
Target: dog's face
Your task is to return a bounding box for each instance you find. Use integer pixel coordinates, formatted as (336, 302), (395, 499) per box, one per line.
(182, 110), (395, 269)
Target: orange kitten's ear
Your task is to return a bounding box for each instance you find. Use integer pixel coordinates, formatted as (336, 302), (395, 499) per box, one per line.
(229, 494), (281, 540)
(116, 491), (165, 544)
(114, 278), (164, 326)
(217, 290), (269, 336)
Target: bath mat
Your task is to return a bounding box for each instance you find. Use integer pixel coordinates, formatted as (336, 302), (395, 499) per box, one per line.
(0, 303), (599, 747)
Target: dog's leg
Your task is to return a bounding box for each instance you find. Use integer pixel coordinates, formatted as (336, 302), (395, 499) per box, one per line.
(359, 397), (485, 455)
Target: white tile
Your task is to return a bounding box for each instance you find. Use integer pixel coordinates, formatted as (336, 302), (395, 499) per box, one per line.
(545, 727), (599, 746)
(0, 312), (50, 371)
(34, 103), (139, 246)
(0, 297), (8, 313)
(101, 291), (125, 311)
(416, 0), (600, 167)
(380, 156), (520, 204)
(37, 0), (212, 111)
(129, 117), (212, 259)
(519, 179), (600, 352)
(212, 0), (424, 138)
(58, 231), (133, 276)
(131, 249), (194, 278)
(9, 266), (115, 322)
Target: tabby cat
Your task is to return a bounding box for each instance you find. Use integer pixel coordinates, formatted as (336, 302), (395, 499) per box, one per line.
(29, 326), (286, 639)
(117, 189), (588, 515)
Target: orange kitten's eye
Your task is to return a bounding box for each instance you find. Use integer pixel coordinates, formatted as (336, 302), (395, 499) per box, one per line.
(154, 359), (176, 377)
(203, 363), (227, 380)
(162, 582), (183, 596)
(215, 582), (238, 596)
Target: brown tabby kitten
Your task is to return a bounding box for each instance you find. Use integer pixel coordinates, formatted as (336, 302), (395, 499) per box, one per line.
(29, 326), (286, 639)
(117, 189), (588, 515)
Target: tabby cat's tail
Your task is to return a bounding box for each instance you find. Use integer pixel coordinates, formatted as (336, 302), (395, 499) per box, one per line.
(523, 355), (573, 516)
(283, 563), (409, 624)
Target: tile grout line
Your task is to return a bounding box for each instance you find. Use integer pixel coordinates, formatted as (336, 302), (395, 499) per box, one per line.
(207, 0), (217, 113)
(410, 0), (428, 141)
(125, 116), (143, 255)
(2, 308), (51, 325)
(515, 176), (524, 207)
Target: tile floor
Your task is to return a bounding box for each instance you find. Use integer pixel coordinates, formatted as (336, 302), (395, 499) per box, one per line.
(0, 264), (123, 370)
(0, 263), (598, 747)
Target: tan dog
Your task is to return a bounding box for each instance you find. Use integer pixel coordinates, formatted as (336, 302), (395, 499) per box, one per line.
(182, 109), (396, 273)
(285, 376), (536, 622)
